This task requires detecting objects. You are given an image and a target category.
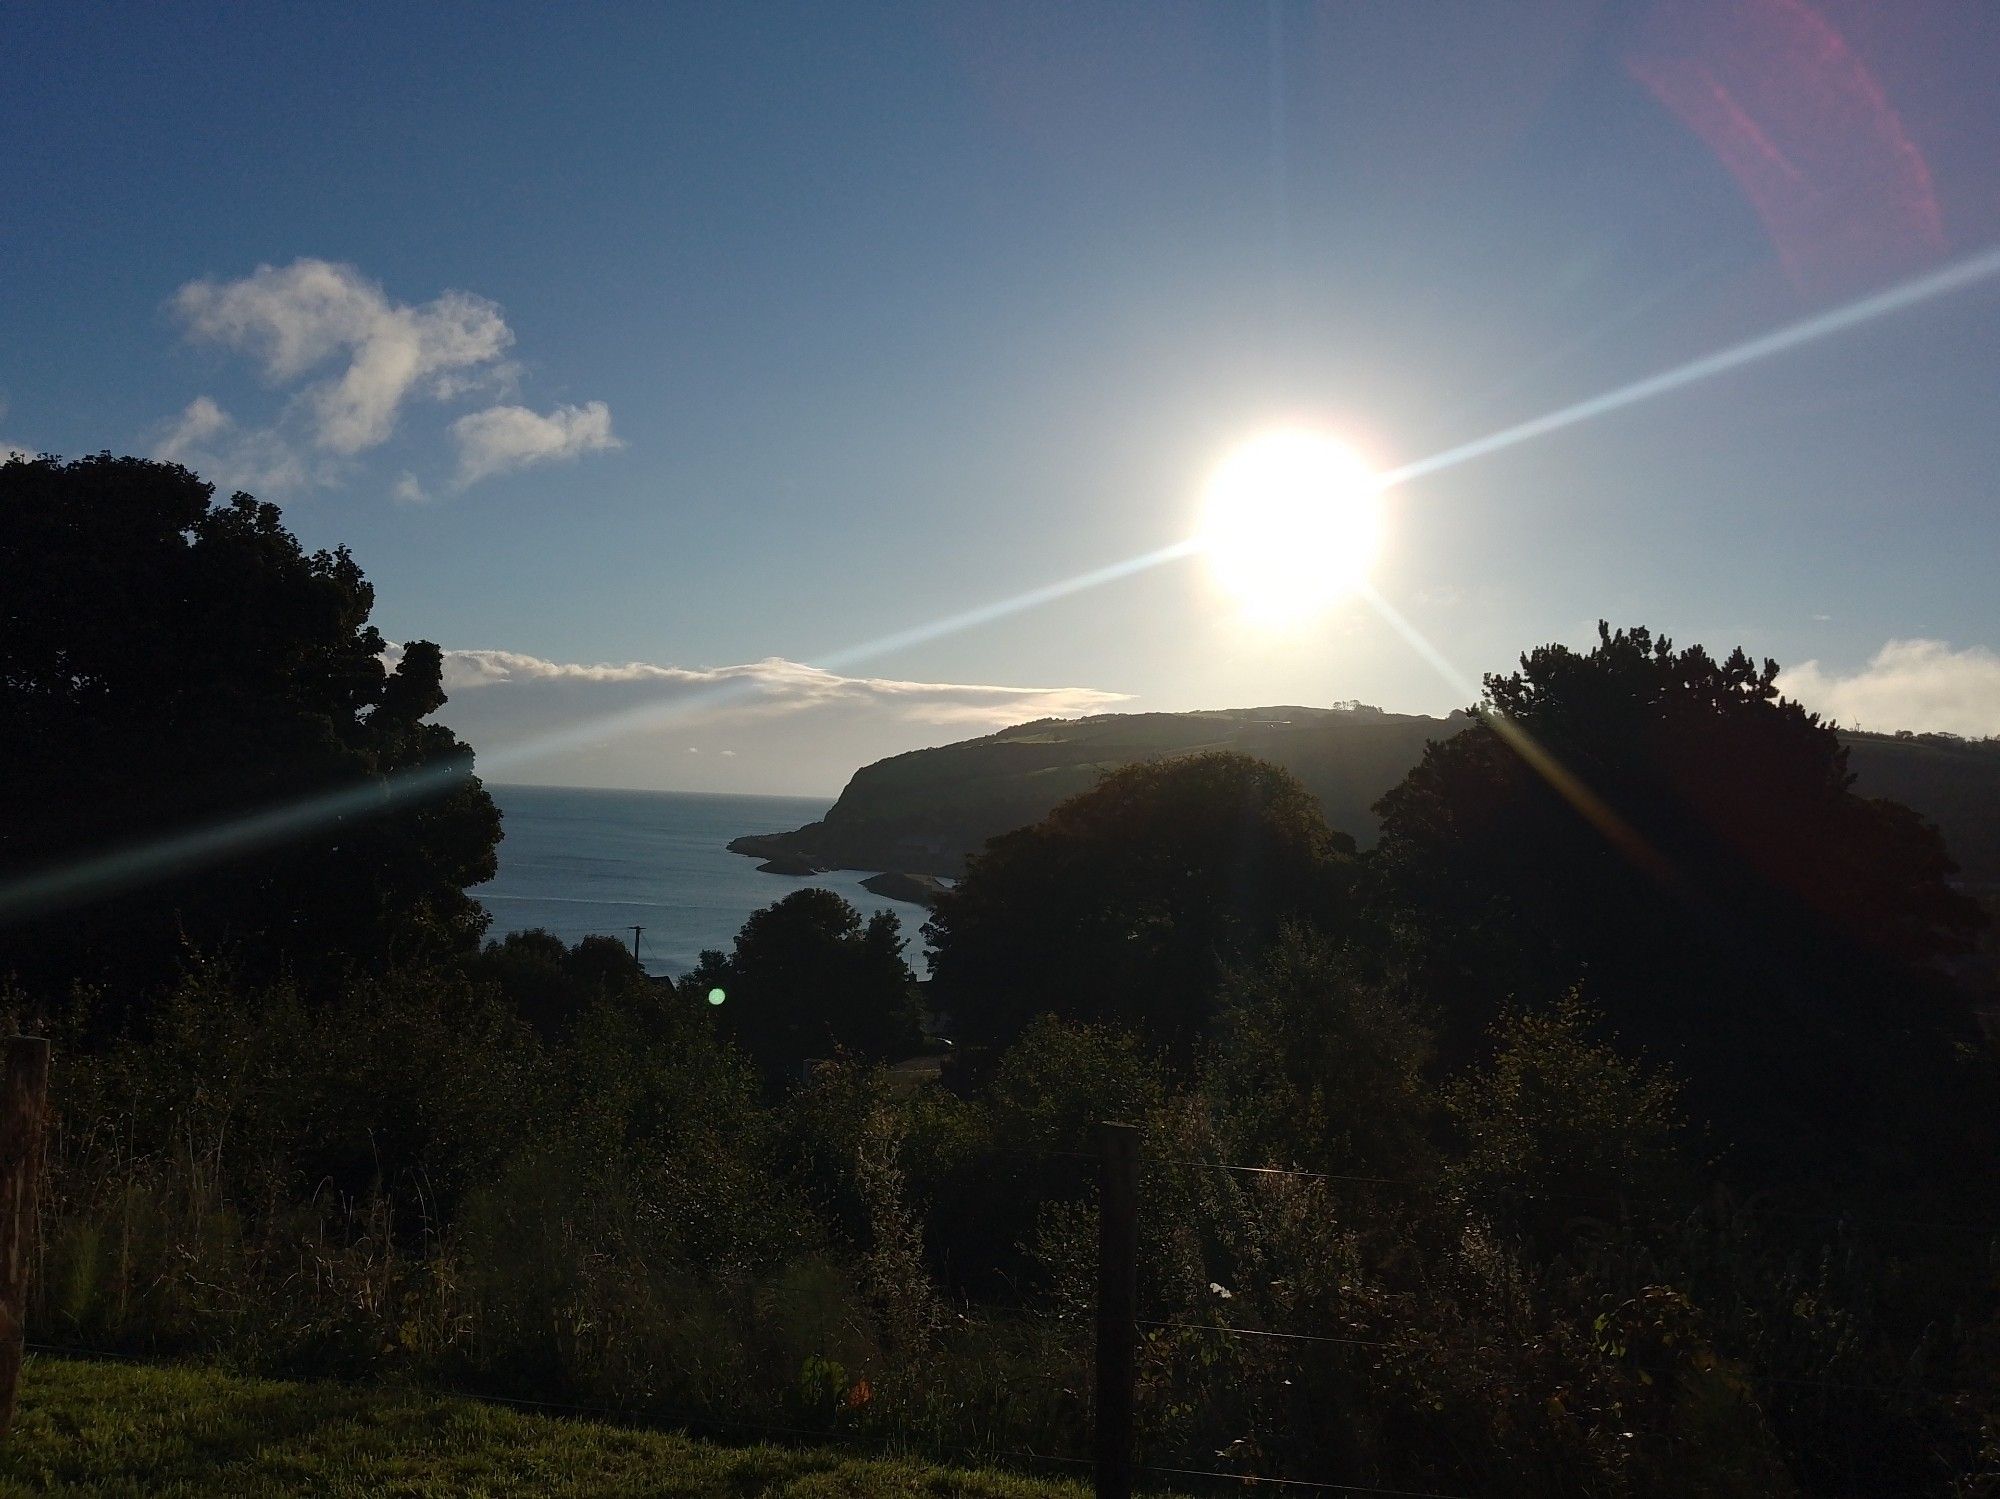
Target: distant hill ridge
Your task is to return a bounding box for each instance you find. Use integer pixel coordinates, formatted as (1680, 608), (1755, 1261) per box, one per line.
(728, 704), (2000, 885)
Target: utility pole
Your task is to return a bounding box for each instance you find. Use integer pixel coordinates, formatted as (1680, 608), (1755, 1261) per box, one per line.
(628, 925), (644, 963)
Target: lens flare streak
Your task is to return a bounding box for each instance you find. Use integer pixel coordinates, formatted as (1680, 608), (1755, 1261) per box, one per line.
(1361, 585), (1679, 889)
(1382, 245), (2000, 490)
(0, 542), (1201, 924)
(817, 539), (1201, 672)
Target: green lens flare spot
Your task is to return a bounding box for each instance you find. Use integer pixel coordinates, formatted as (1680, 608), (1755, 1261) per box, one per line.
(707, 987), (726, 1006)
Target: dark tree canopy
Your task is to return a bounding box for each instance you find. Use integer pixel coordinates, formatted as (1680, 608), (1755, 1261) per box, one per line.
(688, 887), (920, 1085)
(925, 751), (1355, 1056)
(0, 454), (502, 999)
(470, 929), (648, 1039)
(1372, 622), (1986, 1173)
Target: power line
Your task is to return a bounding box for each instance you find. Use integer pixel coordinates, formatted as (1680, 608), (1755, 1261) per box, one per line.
(1053, 1149), (2000, 1234)
(1141, 1320), (1392, 1350)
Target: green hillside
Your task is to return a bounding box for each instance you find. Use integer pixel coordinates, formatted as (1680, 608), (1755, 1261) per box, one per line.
(1844, 729), (2000, 888)
(731, 707), (2000, 885)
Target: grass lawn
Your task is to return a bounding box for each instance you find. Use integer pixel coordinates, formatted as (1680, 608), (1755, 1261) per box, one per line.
(0, 1356), (1108, 1497)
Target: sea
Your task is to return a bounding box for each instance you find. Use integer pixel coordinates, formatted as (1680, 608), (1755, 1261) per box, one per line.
(473, 783), (930, 978)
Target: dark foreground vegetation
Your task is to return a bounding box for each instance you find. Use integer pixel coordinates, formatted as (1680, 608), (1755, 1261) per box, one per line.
(4, 457), (1999, 1495)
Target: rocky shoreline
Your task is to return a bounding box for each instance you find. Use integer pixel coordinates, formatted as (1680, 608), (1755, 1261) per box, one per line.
(859, 870), (949, 908)
(724, 832), (949, 907)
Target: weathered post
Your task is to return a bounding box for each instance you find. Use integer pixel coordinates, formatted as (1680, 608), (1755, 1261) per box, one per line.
(0, 1036), (49, 1440)
(1094, 1120), (1140, 1499)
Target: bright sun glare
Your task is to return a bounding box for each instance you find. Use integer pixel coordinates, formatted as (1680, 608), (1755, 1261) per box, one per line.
(1198, 430), (1385, 625)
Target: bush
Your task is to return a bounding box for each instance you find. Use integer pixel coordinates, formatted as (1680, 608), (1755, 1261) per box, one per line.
(1210, 925), (1437, 1180)
(1446, 993), (1690, 1243)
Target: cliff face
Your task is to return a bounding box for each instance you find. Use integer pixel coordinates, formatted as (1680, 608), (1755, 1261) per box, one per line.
(730, 706), (2000, 887)
(729, 705), (1471, 876)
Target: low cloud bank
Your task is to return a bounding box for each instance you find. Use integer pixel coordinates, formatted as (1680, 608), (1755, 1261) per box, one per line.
(1782, 639), (2000, 738)
(382, 644), (1132, 793)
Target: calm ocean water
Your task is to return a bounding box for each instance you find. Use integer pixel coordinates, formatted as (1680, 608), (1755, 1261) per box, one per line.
(474, 784), (930, 978)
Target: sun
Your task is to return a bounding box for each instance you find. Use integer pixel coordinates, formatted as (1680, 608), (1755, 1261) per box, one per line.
(1197, 430), (1385, 624)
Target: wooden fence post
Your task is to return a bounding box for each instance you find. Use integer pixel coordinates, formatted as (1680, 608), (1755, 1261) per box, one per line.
(1094, 1120), (1140, 1499)
(0, 1036), (49, 1441)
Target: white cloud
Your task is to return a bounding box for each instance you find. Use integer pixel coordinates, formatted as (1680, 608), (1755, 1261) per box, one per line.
(174, 259), (514, 455)
(450, 401), (621, 485)
(160, 395), (231, 449)
(154, 396), (316, 495)
(161, 259), (614, 496)
(429, 360), (523, 403)
(391, 472), (429, 505)
(1782, 639), (2000, 738)
(378, 644), (1133, 792)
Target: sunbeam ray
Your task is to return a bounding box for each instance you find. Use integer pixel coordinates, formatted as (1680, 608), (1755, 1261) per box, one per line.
(0, 541), (1204, 924)
(1382, 245), (2000, 489)
(1359, 584), (1681, 890)
(816, 539), (1202, 672)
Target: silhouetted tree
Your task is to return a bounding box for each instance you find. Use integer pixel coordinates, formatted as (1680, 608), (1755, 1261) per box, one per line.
(925, 752), (1356, 1057)
(1372, 622), (1987, 1178)
(0, 454), (501, 1003)
(688, 887), (920, 1086)
(470, 928), (647, 1038)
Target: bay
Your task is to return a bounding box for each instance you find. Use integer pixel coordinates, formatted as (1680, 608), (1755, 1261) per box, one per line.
(473, 784), (930, 978)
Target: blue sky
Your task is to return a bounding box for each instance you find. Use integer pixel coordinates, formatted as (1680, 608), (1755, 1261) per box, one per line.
(6, 0), (1998, 794)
